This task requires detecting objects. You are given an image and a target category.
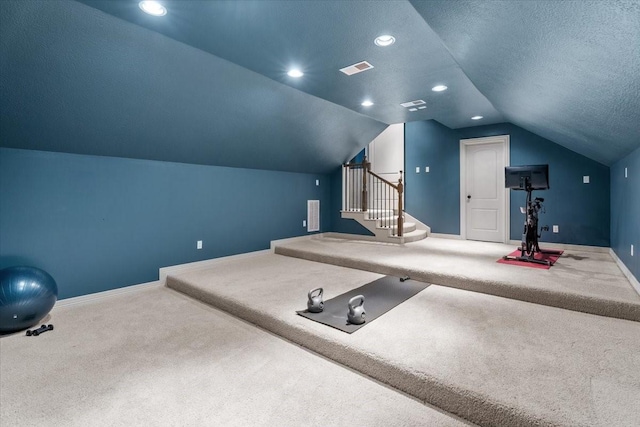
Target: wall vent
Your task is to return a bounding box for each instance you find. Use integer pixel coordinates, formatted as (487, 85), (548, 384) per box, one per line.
(400, 99), (426, 108)
(339, 61), (374, 76)
(307, 200), (320, 232)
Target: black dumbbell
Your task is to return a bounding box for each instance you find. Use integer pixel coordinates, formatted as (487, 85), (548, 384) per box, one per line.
(26, 324), (54, 336)
(399, 276), (410, 282)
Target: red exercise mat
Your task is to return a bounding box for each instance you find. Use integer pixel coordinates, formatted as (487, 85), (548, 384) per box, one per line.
(497, 248), (563, 270)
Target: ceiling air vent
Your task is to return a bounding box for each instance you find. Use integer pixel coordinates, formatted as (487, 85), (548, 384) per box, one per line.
(400, 100), (426, 108)
(340, 61), (374, 76)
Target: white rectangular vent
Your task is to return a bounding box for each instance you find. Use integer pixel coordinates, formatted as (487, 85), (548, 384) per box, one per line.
(400, 99), (426, 108)
(307, 200), (320, 232)
(339, 61), (374, 76)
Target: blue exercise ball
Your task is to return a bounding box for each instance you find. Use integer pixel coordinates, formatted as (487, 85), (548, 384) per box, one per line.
(0, 266), (58, 333)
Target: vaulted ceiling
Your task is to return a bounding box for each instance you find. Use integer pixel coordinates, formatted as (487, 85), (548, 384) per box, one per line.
(411, 0), (640, 166)
(1, 0), (638, 172)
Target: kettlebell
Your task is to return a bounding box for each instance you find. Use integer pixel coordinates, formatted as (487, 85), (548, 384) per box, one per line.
(347, 294), (366, 325)
(307, 287), (324, 313)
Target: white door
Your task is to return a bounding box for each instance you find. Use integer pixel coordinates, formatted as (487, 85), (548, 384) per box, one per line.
(461, 137), (509, 243)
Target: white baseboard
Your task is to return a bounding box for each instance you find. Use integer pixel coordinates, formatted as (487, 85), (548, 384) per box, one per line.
(610, 248), (640, 297)
(60, 249), (277, 306)
(56, 280), (162, 308)
(508, 240), (610, 254)
(269, 233), (324, 250)
(59, 236), (633, 307)
(320, 232), (379, 242)
(163, 233), (332, 285)
(430, 233), (463, 240)
(160, 250), (271, 284)
(165, 234), (327, 282)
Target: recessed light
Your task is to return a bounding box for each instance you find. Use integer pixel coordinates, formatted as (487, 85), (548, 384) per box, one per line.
(432, 85), (448, 92)
(471, 115), (483, 120)
(139, 1), (167, 16)
(361, 100), (374, 107)
(374, 35), (395, 47)
(418, 106), (427, 110)
(409, 108), (418, 112)
(287, 69), (304, 78)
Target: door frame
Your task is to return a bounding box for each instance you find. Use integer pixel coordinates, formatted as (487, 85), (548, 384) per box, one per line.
(459, 135), (510, 243)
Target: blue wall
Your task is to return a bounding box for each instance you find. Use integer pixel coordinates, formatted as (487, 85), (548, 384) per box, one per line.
(405, 121), (610, 246)
(611, 146), (640, 282)
(404, 120), (461, 235)
(0, 148), (329, 299)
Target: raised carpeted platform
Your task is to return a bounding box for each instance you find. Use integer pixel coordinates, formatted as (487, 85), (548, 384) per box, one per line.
(273, 236), (640, 322)
(166, 252), (640, 427)
(1, 285), (468, 427)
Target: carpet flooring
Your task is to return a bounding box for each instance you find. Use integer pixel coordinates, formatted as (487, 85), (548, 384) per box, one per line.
(274, 236), (640, 321)
(5, 236), (638, 426)
(167, 251), (640, 427)
(0, 285), (470, 427)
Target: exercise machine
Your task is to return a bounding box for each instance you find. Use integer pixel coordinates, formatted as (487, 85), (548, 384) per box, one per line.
(504, 165), (560, 266)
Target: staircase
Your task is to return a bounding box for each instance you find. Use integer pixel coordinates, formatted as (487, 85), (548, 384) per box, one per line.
(342, 157), (430, 243)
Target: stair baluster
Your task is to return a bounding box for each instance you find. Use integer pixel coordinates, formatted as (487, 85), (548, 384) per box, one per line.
(343, 157), (403, 237)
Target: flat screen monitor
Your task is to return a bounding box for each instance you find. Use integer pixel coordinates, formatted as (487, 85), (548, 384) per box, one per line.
(505, 165), (549, 190)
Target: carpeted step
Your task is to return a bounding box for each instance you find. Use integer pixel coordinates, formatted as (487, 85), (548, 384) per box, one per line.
(385, 221), (416, 234)
(273, 236), (640, 322)
(165, 253), (640, 427)
(398, 228), (427, 242)
(364, 209), (396, 221)
(342, 211), (428, 243)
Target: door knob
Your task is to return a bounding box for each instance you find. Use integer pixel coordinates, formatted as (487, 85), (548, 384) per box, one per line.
(467, 195), (471, 200)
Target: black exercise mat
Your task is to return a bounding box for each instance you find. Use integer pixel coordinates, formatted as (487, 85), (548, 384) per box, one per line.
(296, 276), (430, 333)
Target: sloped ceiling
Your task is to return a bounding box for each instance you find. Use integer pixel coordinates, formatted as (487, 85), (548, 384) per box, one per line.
(74, 0), (504, 128)
(1, 0), (638, 171)
(410, 0), (640, 165)
(0, 0), (388, 173)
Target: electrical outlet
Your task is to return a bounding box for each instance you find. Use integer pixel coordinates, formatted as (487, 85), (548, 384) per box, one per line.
(415, 167), (420, 173)
(303, 220), (307, 227)
(553, 225), (559, 233)
(315, 179), (319, 186)
(425, 166), (430, 173)
(196, 240), (203, 249)
(583, 175), (590, 184)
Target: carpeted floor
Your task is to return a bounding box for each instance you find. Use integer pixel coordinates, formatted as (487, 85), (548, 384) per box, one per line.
(167, 251), (640, 427)
(0, 285), (471, 427)
(274, 236), (640, 321)
(4, 236), (639, 426)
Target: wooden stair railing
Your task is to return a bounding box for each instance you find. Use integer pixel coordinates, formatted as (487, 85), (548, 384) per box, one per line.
(343, 156), (404, 237)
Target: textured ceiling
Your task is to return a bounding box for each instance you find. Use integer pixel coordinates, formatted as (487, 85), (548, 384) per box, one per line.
(1, 0), (638, 171)
(411, 0), (640, 165)
(75, 0), (503, 128)
(0, 0), (386, 173)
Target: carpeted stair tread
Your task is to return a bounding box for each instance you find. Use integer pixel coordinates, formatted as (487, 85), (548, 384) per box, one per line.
(166, 253), (640, 427)
(400, 228), (428, 241)
(273, 236), (640, 322)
